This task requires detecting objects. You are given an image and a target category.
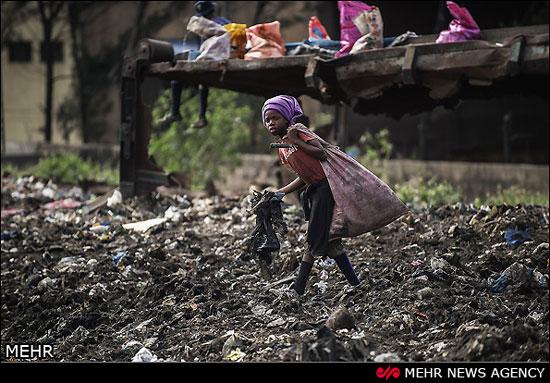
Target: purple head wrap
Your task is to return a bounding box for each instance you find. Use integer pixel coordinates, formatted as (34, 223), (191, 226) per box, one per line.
(261, 95), (303, 127)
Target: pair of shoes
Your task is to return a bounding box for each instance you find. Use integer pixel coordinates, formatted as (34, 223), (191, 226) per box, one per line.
(191, 116), (208, 129)
(157, 114), (182, 129)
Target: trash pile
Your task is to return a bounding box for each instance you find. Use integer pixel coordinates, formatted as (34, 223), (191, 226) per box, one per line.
(184, 1), (480, 62)
(1, 174), (548, 362)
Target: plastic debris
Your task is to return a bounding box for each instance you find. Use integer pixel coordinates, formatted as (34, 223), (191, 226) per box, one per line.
(223, 348), (246, 362)
(504, 228), (530, 246)
(309, 16), (331, 40)
(106, 189), (122, 207)
(187, 16), (230, 61)
(2, 173), (548, 362)
(122, 340), (144, 355)
(112, 251), (128, 267)
(89, 223), (111, 233)
(244, 21), (286, 60)
(436, 1), (480, 43)
(164, 206), (182, 222)
(1, 209), (24, 218)
(131, 347), (158, 362)
(335, 0), (375, 57)
(122, 218), (167, 233)
(374, 352), (402, 363)
(350, 6), (383, 54)
(41, 198), (81, 210)
(487, 262), (548, 293)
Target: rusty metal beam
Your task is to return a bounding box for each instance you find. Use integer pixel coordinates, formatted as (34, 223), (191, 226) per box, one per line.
(119, 39), (174, 199)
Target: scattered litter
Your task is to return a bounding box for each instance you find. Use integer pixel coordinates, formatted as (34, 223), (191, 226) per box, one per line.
(112, 251), (128, 267)
(1, 175), (548, 362)
(131, 347), (158, 362)
(107, 189), (122, 207)
(41, 198), (81, 210)
(487, 262), (548, 293)
(374, 352), (402, 363)
(122, 218), (167, 233)
(1, 209), (24, 218)
(504, 228), (530, 246)
(223, 348), (246, 362)
(89, 223), (111, 233)
(164, 206), (182, 222)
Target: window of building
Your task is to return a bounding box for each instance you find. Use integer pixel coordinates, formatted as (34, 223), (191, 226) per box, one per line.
(8, 41), (32, 62)
(40, 41), (63, 62)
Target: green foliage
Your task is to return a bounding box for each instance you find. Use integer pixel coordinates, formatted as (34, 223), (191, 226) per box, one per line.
(356, 129), (461, 207)
(310, 112), (334, 130)
(395, 177), (463, 207)
(474, 185), (549, 207)
(149, 87), (252, 190)
(359, 128), (394, 163)
(0, 163), (22, 178)
(26, 152), (119, 186)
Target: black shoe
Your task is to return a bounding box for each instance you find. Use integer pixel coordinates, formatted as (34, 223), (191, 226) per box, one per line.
(157, 114), (182, 129)
(191, 116), (207, 128)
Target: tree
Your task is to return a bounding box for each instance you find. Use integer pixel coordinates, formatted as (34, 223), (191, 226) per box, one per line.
(65, 1), (185, 143)
(149, 87), (252, 191)
(37, 1), (64, 143)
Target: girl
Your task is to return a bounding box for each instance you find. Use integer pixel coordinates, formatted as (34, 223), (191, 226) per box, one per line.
(262, 95), (408, 295)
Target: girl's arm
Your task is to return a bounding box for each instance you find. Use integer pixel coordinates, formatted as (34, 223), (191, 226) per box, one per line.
(287, 127), (327, 161)
(276, 177), (305, 195)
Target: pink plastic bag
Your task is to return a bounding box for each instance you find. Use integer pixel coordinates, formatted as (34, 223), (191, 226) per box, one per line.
(244, 21), (286, 60)
(41, 198), (82, 210)
(335, 1), (374, 58)
(436, 1), (480, 43)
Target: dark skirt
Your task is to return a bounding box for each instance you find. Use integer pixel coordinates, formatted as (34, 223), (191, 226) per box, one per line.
(300, 178), (335, 258)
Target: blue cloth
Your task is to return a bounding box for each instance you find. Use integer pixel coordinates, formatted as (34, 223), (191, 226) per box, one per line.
(194, 1), (216, 17)
(304, 38), (342, 50)
(504, 228), (530, 246)
(212, 16), (230, 25)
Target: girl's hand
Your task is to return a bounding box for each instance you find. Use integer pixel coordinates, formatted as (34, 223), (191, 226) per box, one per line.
(287, 126), (299, 144)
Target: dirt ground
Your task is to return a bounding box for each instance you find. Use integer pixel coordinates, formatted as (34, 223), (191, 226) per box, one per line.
(1, 174), (548, 362)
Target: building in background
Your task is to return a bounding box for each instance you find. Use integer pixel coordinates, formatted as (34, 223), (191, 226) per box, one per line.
(1, 1), (548, 167)
(1, 3), (76, 150)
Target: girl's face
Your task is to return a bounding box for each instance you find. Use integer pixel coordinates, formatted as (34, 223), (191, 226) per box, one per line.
(264, 109), (288, 137)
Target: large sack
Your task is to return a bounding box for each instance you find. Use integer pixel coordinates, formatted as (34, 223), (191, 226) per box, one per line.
(244, 21), (286, 60)
(187, 16), (230, 61)
(292, 124), (409, 240)
(335, 1), (374, 58)
(224, 23), (247, 59)
(436, 1), (480, 43)
(350, 7), (383, 54)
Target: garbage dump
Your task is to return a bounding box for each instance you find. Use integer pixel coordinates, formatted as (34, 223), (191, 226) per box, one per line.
(1, 174), (548, 362)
